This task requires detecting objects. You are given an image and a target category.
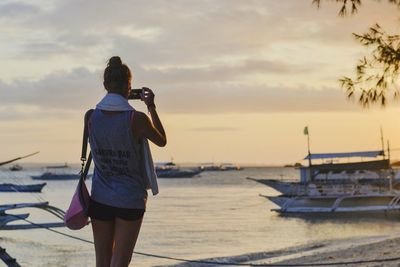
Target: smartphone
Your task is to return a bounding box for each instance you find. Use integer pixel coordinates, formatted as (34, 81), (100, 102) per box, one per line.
(128, 88), (142, 100)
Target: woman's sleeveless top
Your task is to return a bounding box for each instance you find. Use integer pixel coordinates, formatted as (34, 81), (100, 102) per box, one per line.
(88, 109), (147, 209)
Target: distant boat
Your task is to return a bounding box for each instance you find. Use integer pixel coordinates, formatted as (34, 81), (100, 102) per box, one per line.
(0, 183), (46, 193)
(45, 163), (69, 169)
(157, 168), (202, 178)
(156, 162), (202, 178)
(283, 162), (303, 168)
(220, 163), (242, 171)
(9, 164), (23, 171)
(199, 162), (242, 171)
(31, 172), (80, 180)
(199, 163), (222, 171)
(31, 163), (81, 180)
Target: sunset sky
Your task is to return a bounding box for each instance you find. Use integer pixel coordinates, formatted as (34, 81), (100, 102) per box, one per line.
(0, 0), (399, 165)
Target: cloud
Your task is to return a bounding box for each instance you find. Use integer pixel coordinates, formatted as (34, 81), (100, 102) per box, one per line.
(0, 68), (104, 110)
(135, 59), (317, 85)
(156, 83), (360, 114)
(4, 0), (394, 66)
(0, 0), (397, 118)
(0, 66), (360, 118)
(0, 2), (40, 19)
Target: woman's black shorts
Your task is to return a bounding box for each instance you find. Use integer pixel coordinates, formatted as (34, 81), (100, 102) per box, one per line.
(88, 199), (145, 221)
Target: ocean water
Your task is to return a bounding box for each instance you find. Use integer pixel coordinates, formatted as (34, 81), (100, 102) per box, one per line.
(1, 166), (400, 267)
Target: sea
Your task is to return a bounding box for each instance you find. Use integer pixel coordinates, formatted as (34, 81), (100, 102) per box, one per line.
(1, 165), (400, 267)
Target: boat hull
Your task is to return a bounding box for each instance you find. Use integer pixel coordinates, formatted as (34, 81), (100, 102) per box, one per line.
(0, 213), (29, 227)
(267, 194), (400, 213)
(157, 169), (202, 178)
(0, 183), (46, 193)
(31, 174), (81, 180)
(249, 178), (395, 196)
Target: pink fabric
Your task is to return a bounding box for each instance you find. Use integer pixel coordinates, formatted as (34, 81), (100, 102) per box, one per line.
(64, 180), (90, 230)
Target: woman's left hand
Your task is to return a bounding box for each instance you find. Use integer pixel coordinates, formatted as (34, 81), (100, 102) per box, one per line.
(141, 87), (155, 107)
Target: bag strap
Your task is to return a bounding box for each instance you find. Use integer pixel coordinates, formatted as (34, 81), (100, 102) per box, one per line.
(80, 109), (94, 180)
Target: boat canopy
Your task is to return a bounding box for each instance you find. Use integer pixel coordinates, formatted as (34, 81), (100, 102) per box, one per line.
(304, 150), (384, 160)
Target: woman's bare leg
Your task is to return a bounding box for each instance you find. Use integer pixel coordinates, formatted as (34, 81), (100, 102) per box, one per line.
(92, 219), (115, 267)
(111, 217), (143, 267)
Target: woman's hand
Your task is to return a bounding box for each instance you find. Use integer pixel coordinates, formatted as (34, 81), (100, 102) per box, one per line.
(141, 87), (155, 107)
(134, 86), (167, 147)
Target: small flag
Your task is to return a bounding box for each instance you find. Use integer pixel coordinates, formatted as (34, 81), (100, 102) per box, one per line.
(303, 126), (309, 135)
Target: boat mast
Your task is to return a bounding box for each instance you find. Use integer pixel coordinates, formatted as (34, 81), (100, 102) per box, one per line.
(304, 126), (313, 182)
(388, 139), (394, 193)
(380, 126), (386, 159)
(306, 128), (312, 167)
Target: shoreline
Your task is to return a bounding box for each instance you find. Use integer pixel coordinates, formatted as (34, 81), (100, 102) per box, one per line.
(163, 234), (400, 267)
(272, 234), (400, 267)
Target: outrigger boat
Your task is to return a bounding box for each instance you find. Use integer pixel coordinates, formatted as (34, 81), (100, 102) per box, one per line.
(0, 152), (48, 193)
(0, 202), (66, 266)
(249, 150), (395, 197)
(253, 128), (400, 214)
(0, 183), (46, 193)
(263, 194), (400, 214)
(0, 201), (65, 230)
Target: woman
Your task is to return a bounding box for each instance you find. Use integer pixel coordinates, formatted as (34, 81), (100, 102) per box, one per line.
(86, 56), (166, 267)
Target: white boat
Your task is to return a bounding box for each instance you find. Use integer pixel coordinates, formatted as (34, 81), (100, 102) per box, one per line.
(249, 150), (395, 197)
(253, 138), (400, 214)
(265, 194), (400, 214)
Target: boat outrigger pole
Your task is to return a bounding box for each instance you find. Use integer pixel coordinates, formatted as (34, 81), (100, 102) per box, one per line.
(0, 152), (39, 167)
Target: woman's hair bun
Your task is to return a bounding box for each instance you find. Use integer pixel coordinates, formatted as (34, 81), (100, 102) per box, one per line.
(108, 56), (122, 67)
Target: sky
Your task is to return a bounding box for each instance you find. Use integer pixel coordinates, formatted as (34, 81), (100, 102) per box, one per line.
(0, 0), (399, 165)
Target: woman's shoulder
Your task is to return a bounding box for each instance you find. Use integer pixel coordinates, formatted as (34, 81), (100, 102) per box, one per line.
(84, 109), (95, 122)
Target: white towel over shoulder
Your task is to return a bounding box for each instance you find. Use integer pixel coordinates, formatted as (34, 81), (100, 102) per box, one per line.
(96, 93), (159, 195)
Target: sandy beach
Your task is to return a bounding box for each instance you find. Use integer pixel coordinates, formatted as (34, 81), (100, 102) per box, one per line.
(167, 234), (400, 267)
(272, 235), (400, 267)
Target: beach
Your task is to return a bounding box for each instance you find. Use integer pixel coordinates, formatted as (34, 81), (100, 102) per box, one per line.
(272, 235), (400, 267)
(166, 235), (400, 266)
(1, 166), (400, 266)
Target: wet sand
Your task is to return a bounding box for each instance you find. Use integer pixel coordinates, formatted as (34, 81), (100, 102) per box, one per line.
(272, 235), (400, 267)
(165, 234), (400, 266)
